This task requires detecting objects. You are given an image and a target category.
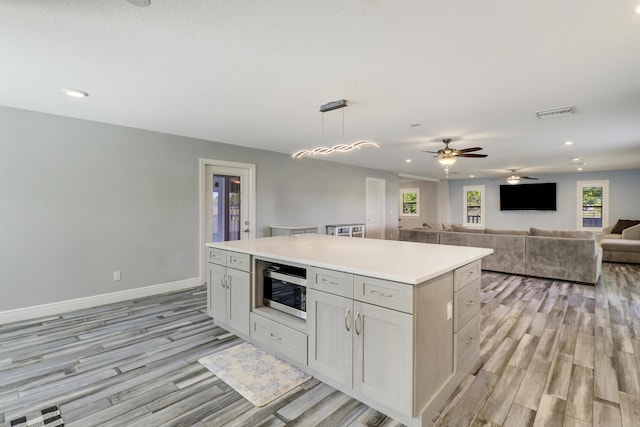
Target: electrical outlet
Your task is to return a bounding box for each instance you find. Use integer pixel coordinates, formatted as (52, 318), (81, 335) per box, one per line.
(113, 271), (121, 281)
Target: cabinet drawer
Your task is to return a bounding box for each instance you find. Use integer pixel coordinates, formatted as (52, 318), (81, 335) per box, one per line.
(454, 278), (480, 332)
(454, 260), (481, 291)
(354, 276), (413, 314)
(227, 251), (251, 272)
(309, 267), (353, 298)
(208, 248), (227, 265)
(250, 313), (307, 365)
(454, 315), (480, 372)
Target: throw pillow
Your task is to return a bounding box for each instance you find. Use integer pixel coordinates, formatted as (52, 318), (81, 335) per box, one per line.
(610, 219), (640, 234)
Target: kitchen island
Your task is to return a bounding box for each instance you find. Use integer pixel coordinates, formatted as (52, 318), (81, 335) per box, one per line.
(206, 234), (492, 426)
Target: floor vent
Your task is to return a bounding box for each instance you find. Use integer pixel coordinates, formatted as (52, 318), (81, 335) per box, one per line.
(535, 105), (575, 119)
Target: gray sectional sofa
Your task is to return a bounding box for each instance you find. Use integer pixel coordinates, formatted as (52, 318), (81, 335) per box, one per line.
(399, 225), (602, 284)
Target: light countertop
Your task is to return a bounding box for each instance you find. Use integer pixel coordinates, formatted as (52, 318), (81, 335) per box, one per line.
(206, 234), (493, 285)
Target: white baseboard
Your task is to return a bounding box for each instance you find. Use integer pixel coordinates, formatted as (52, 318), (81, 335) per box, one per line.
(0, 277), (202, 325)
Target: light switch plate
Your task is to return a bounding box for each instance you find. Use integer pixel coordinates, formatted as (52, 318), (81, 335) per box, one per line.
(446, 301), (453, 320)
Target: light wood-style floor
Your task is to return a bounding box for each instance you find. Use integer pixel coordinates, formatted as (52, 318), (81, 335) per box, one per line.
(1, 262), (639, 426)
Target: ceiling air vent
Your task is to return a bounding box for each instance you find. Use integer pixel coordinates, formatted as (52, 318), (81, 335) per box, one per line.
(535, 105), (575, 119)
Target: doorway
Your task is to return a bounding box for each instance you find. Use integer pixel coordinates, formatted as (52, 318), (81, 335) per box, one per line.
(200, 159), (256, 284)
(366, 177), (386, 239)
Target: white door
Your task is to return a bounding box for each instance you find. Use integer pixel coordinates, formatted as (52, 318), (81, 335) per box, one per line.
(200, 159), (256, 284)
(366, 177), (385, 239)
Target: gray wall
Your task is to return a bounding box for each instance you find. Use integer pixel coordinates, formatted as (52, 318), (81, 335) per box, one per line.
(398, 180), (438, 229)
(0, 107), (398, 311)
(448, 169), (640, 230)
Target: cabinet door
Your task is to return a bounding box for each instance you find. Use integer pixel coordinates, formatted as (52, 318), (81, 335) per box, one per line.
(353, 301), (413, 416)
(226, 268), (250, 336)
(307, 289), (353, 387)
(208, 263), (227, 321)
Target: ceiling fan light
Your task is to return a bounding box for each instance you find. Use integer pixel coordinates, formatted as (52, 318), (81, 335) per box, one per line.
(507, 177), (520, 185)
(438, 157), (457, 166)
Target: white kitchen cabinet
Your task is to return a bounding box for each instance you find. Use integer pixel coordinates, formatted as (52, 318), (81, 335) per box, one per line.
(307, 289), (353, 387)
(308, 271), (430, 417)
(353, 299), (413, 415)
(207, 248), (250, 337)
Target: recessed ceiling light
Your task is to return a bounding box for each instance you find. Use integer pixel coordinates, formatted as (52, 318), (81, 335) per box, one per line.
(565, 141), (574, 146)
(470, 174), (474, 178)
(64, 89), (89, 98)
(572, 157), (582, 161)
(406, 159), (412, 163)
(577, 167), (584, 171)
(636, 5), (640, 13)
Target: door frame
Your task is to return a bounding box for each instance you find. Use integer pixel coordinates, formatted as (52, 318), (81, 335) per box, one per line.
(199, 158), (256, 285)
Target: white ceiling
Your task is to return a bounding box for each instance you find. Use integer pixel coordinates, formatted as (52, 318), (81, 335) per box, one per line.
(2, 0), (640, 180)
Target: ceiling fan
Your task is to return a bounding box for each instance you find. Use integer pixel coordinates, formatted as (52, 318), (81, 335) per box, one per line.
(423, 138), (488, 165)
(505, 169), (538, 185)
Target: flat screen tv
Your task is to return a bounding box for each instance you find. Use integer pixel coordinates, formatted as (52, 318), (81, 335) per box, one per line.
(500, 183), (557, 211)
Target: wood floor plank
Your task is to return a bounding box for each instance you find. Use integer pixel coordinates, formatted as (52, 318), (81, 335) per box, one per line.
(513, 358), (551, 410)
(574, 333), (595, 369)
(593, 400), (622, 427)
(614, 350), (640, 396)
(502, 403), (536, 427)
(532, 394), (566, 427)
(479, 365), (526, 425)
(507, 333), (539, 370)
(618, 391), (640, 427)
(565, 365), (593, 423)
(544, 353), (573, 399)
(594, 353), (621, 404)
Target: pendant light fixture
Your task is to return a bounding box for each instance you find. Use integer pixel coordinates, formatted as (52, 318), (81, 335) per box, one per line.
(292, 99), (379, 159)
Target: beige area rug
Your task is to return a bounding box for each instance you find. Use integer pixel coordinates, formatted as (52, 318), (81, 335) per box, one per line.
(198, 342), (311, 407)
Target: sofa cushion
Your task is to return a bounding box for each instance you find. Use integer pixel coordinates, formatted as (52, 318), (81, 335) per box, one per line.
(451, 224), (484, 233)
(610, 219), (640, 234)
(484, 228), (529, 236)
(601, 239), (640, 252)
(529, 227), (594, 239)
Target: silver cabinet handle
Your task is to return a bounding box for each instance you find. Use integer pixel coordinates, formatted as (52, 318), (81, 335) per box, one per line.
(370, 289), (393, 298)
(269, 333), (282, 341)
(344, 308), (352, 332)
(465, 337), (475, 344)
(354, 312), (362, 335)
(465, 270), (474, 277)
(465, 300), (474, 305)
(231, 258), (243, 264)
(321, 278), (340, 285)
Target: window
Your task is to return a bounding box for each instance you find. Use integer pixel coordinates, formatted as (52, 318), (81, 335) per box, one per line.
(577, 180), (609, 231)
(400, 188), (419, 216)
(463, 185), (485, 228)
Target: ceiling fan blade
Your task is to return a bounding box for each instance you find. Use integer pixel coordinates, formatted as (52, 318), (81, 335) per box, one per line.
(422, 150), (440, 154)
(455, 147), (483, 153)
(520, 176), (539, 180)
(457, 153), (488, 158)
